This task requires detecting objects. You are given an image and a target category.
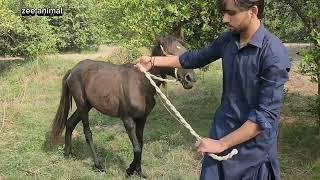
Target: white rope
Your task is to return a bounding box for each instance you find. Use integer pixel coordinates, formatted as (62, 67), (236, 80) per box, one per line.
(160, 45), (170, 56)
(148, 68), (178, 83)
(144, 71), (238, 161)
(149, 73), (177, 83)
(174, 68), (178, 80)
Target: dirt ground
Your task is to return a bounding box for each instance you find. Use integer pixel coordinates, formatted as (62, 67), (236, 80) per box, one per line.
(285, 71), (317, 95)
(283, 43), (317, 95)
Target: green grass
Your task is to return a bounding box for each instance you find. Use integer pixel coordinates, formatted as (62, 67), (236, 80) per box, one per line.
(0, 56), (319, 179)
(279, 91), (320, 180)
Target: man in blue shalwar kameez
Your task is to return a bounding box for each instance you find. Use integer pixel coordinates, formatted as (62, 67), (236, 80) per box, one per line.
(136, 0), (291, 179)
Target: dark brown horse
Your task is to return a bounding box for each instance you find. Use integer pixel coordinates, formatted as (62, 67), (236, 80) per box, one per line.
(50, 35), (196, 177)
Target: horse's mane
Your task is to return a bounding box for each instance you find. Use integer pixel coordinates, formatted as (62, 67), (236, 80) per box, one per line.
(151, 35), (185, 56)
(156, 35), (185, 46)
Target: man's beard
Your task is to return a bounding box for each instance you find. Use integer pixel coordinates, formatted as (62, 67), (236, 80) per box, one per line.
(226, 16), (251, 34)
(227, 25), (244, 34)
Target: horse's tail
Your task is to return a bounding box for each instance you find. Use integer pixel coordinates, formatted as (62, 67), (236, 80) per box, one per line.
(51, 70), (72, 145)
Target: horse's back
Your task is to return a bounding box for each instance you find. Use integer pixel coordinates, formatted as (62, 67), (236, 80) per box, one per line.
(68, 59), (153, 117)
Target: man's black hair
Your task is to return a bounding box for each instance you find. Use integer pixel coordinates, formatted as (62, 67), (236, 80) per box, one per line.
(220, 0), (265, 19)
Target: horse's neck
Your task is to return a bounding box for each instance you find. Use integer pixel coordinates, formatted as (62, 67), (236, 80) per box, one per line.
(149, 68), (164, 87)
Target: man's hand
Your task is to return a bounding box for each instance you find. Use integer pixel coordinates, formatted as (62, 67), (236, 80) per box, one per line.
(194, 121), (262, 156)
(134, 56), (153, 72)
(195, 138), (227, 155)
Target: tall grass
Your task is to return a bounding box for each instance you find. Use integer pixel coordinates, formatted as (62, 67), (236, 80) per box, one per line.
(0, 56), (319, 179)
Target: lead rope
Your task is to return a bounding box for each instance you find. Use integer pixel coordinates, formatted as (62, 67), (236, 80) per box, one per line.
(143, 70), (238, 161)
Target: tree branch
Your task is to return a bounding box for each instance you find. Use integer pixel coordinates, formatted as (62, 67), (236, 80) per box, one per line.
(281, 0), (312, 31)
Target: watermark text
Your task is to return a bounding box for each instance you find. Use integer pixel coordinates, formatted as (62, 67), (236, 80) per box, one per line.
(21, 8), (63, 16)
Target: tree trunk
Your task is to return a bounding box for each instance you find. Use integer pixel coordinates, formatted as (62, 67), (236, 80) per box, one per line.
(317, 60), (320, 135)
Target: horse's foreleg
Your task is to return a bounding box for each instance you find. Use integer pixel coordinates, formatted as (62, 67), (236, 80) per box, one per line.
(80, 109), (103, 170)
(64, 110), (81, 158)
(123, 116), (146, 178)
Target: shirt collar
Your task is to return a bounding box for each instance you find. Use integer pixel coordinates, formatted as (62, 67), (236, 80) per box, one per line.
(231, 24), (266, 49)
(249, 24), (266, 48)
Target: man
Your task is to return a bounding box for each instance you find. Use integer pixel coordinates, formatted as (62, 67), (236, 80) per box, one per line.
(135, 0), (290, 179)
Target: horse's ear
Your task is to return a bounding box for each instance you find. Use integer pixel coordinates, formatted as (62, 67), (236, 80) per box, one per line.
(151, 33), (162, 56)
(175, 29), (184, 42)
(171, 23), (184, 41)
(151, 33), (160, 49)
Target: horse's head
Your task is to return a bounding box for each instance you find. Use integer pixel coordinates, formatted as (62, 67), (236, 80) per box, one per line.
(151, 35), (196, 89)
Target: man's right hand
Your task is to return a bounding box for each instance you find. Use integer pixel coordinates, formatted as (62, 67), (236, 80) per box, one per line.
(134, 56), (153, 72)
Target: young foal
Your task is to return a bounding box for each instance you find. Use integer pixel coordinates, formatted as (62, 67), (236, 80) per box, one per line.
(50, 35), (196, 177)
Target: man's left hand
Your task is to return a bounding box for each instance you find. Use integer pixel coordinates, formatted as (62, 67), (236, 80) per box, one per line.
(195, 138), (227, 154)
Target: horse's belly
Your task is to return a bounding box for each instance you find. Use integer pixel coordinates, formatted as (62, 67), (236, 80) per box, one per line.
(85, 77), (122, 117)
(88, 95), (121, 117)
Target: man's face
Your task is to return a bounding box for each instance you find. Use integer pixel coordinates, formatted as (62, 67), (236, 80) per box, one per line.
(222, 0), (252, 33)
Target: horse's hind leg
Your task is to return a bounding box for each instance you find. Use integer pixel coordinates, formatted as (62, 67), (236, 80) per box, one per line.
(80, 108), (103, 170)
(69, 83), (102, 170)
(123, 116), (146, 178)
(64, 110), (81, 158)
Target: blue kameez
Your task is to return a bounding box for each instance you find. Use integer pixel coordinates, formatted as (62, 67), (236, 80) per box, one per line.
(179, 25), (290, 180)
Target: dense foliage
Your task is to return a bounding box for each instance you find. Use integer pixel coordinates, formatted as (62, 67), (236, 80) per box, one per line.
(1, 0), (316, 57)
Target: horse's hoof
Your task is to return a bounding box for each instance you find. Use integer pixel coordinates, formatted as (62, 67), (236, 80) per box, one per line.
(126, 167), (135, 177)
(135, 171), (147, 179)
(63, 153), (74, 159)
(95, 164), (104, 171)
(95, 170), (106, 176)
(126, 167), (147, 178)
(94, 162), (104, 171)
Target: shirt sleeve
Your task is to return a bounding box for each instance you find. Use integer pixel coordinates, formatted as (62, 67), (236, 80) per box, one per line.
(178, 32), (228, 69)
(247, 54), (291, 130)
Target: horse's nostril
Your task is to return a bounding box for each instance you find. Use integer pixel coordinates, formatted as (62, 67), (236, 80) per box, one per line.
(185, 74), (192, 82)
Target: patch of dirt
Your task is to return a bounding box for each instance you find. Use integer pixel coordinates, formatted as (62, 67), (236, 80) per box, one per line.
(0, 46), (123, 62)
(281, 70), (317, 124)
(45, 46), (123, 61)
(283, 43), (317, 95)
(280, 115), (298, 124)
(285, 71), (317, 96)
(0, 57), (24, 61)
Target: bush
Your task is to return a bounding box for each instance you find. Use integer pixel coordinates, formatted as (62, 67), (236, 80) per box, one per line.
(45, 0), (103, 52)
(264, 1), (308, 42)
(101, 0), (224, 50)
(0, 0), (105, 57)
(0, 1), (58, 58)
(299, 30), (320, 134)
(0, 0), (315, 58)
(299, 30), (320, 84)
